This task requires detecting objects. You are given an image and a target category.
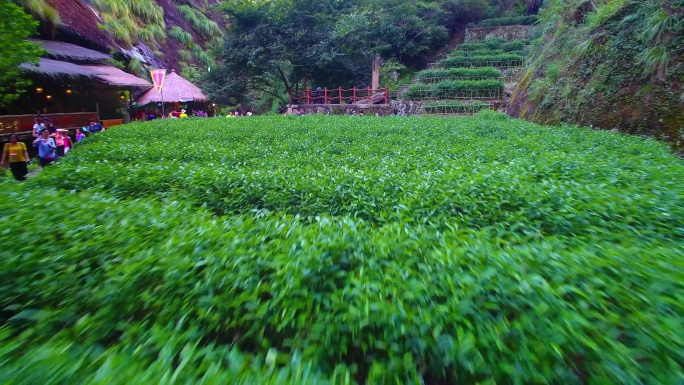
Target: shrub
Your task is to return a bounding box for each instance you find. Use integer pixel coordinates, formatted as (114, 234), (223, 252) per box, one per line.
(145, 23), (166, 43)
(100, 14), (133, 46)
(1, 117), (683, 383)
(473, 48), (505, 56)
(178, 49), (193, 62)
(456, 39), (525, 53)
(501, 40), (525, 52)
(482, 37), (506, 49)
(439, 53), (525, 68)
(458, 42), (486, 51)
(416, 67), (502, 82)
(406, 79), (504, 99)
(178, 4), (222, 38)
(169, 26), (194, 47)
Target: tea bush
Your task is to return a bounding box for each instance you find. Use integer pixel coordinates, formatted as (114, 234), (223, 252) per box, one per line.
(1, 116), (683, 384)
(455, 39), (525, 54)
(439, 53), (525, 68)
(422, 100), (490, 113)
(501, 40), (525, 52)
(415, 68), (502, 82)
(406, 79), (504, 99)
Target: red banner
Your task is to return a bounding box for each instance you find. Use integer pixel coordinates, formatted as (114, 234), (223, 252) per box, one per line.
(150, 69), (166, 93)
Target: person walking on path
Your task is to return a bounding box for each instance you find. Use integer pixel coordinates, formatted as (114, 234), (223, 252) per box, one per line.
(87, 119), (104, 133)
(61, 130), (73, 154)
(76, 128), (86, 142)
(1, 134), (30, 181)
(32, 117), (45, 138)
(52, 129), (65, 158)
(33, 129), (56, 167)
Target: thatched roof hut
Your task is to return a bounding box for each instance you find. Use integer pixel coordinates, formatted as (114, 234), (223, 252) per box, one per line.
(136, 70), (207, 104)
(19, 40), (152, 89)
(30, 39), (111, 63)
(20, 58), (104, 78)
(83, 65), (152, 88)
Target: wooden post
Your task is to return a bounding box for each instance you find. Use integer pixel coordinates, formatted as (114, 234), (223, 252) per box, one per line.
(306, 89), (311, 105)
(353, 88), (357, 104)
(372, 54), (380, 90)
(324, 88), (328, 105)
(367, 87), (371, 104)
(385, 87), (388, 105)
(338, 87), (342, 104)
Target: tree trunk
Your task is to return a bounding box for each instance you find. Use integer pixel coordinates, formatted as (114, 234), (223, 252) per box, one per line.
(371, 54), (380, 90)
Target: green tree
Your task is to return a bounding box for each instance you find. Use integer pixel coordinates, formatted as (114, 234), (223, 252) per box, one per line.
(0, 0), (43, 106)
(205, 0), (371, 106)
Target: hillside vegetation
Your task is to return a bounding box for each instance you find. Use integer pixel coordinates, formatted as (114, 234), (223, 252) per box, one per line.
(509, 0), (684, 151)
(13, 0), (222, 79)
(203, 0), (535, 109)
(1, 116), (683, 383)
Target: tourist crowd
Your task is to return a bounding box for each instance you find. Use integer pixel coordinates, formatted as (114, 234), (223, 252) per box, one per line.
(0, 117), (105, 181)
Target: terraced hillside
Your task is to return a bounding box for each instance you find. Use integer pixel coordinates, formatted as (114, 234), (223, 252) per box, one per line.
(404, 37), (528, 115)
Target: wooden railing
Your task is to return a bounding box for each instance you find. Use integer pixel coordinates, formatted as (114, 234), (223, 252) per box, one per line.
(0, 112), (99, 136)
(290, 87), (388, 106)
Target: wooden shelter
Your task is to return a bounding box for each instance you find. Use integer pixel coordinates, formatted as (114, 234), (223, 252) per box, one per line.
(20, 40), (151, 90)
(0, 39), (152, 137)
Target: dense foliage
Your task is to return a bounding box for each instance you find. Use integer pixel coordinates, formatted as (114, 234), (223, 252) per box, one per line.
(0, 0), (43, 106)
(203, 0), (533, 109)
(509, 0), (684, 151)
(1, 116), (683, 383)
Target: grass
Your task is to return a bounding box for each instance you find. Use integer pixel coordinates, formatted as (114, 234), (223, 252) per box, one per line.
(170, 26), (194, 48)
(91, 0), (166, 48)
(178, 49), (193, 62)
(1, 116), (683, 383)
(14, 0), (61, 25)
(178, 4), (222, 38)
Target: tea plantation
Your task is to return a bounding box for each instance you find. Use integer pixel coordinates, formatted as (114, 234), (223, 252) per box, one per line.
(1, 114), (683, 384)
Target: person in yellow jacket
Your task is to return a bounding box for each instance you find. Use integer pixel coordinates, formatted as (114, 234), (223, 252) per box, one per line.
(1, 134), (30, 181)
(179, 109), (188, 118)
